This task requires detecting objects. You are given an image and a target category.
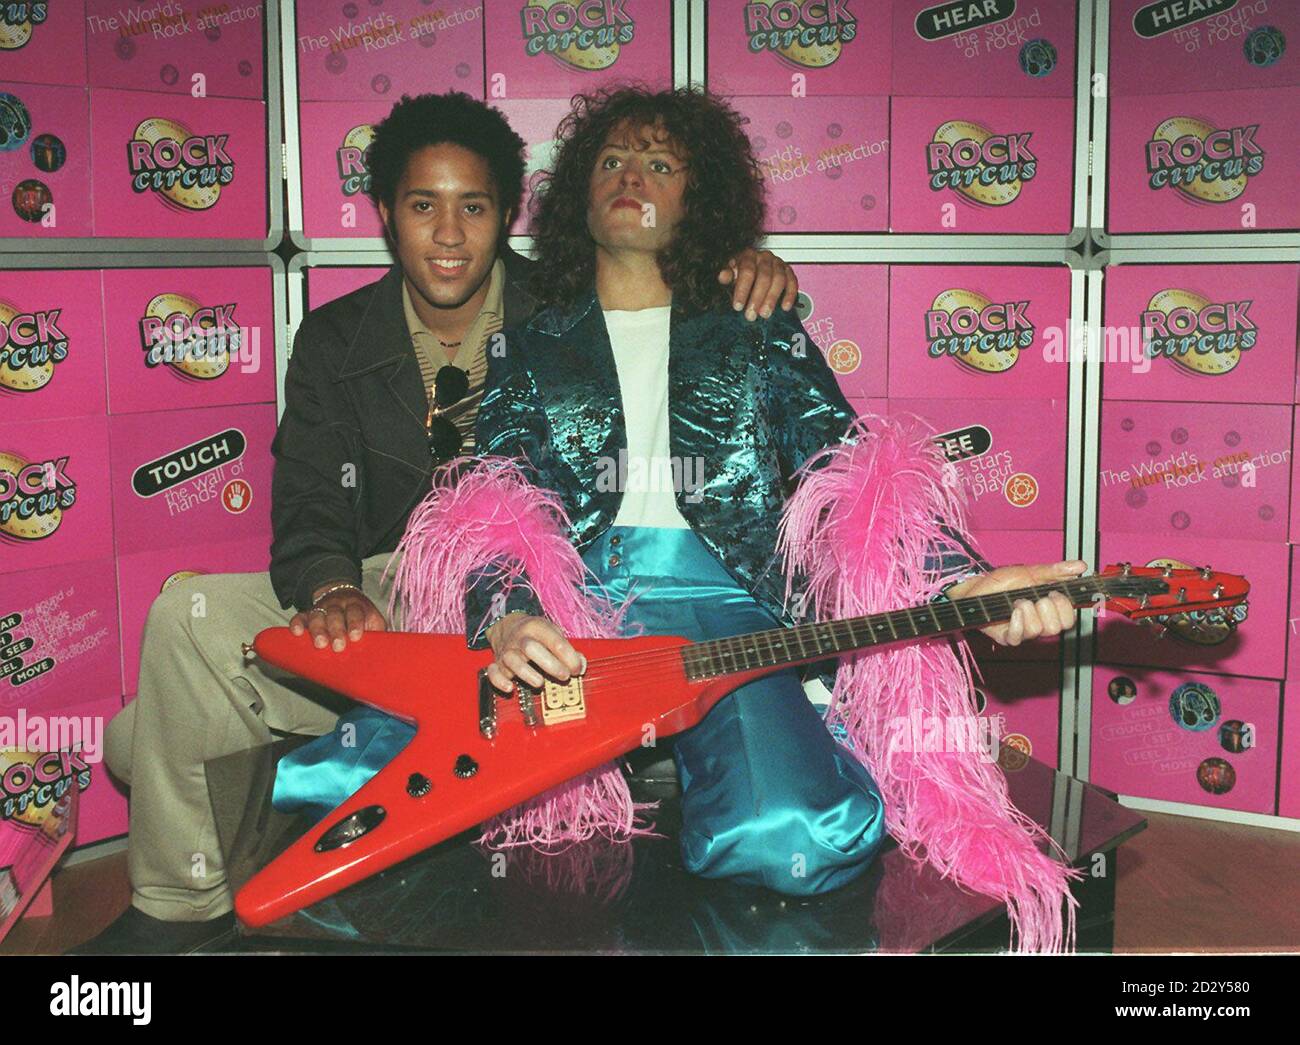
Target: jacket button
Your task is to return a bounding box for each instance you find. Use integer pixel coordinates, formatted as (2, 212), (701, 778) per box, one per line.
(610, 535), (621, 547)
(608, 554), (621, 568)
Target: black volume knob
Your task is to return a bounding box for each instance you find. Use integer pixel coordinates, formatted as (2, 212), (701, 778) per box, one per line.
(453, 754), (478, 779)
(406, 772), (431, 798)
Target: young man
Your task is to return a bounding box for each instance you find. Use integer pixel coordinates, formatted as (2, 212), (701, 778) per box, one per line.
(86, 92), (799, 954)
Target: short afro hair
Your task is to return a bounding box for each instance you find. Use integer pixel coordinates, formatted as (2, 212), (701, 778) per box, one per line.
(366, 92), (527, 239)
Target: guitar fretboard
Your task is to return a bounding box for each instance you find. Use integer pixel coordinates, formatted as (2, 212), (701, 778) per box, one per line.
(681, 575), (1168, 681)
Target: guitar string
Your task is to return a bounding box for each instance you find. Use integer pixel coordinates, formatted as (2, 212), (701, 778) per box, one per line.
(571, 578), (1158, 685)
(509, 575), (1186, 689)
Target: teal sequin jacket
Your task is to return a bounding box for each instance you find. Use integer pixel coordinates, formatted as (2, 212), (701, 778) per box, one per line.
(465, 289), (990, 656)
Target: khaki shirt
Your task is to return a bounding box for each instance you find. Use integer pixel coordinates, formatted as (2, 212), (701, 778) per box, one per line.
(401, 257), (505, 452)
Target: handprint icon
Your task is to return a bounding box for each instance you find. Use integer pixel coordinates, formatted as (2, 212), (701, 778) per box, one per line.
(222, 479), (251, 514)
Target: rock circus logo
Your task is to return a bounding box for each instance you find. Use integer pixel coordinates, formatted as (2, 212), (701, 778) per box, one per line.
(1144, 117), (1264, 203)
(0, 452), (76, 542)
(520, 0), (634, 69)
(743, 0), (858, 67)
(0, 1), (47, 50)
(127, 117), (235, 211)
(924, 288), (1033, 372)
(139, 292), (240, 379)
(0, 749), (87, 826)
(927, 121), (1036, 206)
(0, 299), (68, 394)
(337, 124), (374, 197)
(1140, 288), (1255, 376)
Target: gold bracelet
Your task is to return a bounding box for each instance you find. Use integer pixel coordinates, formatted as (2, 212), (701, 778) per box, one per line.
(312, 582), (363, 607)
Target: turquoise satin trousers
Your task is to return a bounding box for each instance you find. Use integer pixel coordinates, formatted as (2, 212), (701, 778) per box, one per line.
(273, 525), (887, 896)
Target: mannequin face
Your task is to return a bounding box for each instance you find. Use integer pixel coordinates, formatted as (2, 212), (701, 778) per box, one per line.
(586, 119), (688, 258)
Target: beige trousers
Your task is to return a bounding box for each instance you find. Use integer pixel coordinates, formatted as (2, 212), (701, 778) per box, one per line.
(103, 552), (401, 921)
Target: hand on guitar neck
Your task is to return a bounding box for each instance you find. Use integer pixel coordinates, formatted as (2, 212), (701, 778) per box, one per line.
(943, 559), (1088, 647)
(482, 559), (1090, 690)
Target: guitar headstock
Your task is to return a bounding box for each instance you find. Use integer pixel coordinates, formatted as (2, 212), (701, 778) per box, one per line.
(1095, 563), (1250, 633)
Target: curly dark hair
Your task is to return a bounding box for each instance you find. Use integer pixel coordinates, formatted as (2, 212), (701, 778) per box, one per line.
(529, 85), (766, 311)
(366, 92), (526, 245)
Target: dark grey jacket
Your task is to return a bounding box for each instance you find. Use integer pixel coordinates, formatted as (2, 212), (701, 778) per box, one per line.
(269, 247), (538, 612)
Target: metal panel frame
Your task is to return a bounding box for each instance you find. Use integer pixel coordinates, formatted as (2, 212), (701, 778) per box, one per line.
(283, 0), (691, 252)
(1073, 244), (1300, 828)
(0, 249), (288, 409)
(690, 0), (1094, 249)
(7, 3), (285, 254)
(1089, 0), (1300, 250)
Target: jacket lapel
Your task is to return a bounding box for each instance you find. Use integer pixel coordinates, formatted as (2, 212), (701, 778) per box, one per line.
(527, 292), (626, 480)
(333, 264), (431, 477)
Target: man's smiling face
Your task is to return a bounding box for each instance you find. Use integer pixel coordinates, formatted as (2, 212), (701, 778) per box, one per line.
(378, 142), (509, 315)
(586, 119), (689, 257)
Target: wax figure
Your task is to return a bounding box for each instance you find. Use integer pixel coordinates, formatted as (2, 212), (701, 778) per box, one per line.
(83, 91), (797, 955)
(277, 87), (1086, 944)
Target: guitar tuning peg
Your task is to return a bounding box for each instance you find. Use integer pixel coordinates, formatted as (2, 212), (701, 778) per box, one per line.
(1120, 562), (1132, 576)
(1200, 565), (1212, 579)
(1211, 584), (1223, 599)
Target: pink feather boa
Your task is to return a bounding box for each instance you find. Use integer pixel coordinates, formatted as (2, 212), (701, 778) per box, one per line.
(776, 413), (1080, 954)
(383, 455), (656, 852)
(388, 417), (1080, 952)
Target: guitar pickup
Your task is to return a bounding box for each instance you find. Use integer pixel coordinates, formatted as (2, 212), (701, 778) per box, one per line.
(541, 677), (586, 725)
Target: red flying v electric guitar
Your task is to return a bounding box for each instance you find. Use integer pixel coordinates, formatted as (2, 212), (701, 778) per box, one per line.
(235, 563), (1248, 928)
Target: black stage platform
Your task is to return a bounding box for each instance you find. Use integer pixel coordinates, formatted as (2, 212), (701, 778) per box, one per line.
(208, 736), (1146, 954)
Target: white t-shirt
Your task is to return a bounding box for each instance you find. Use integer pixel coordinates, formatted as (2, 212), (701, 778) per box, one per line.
(603, 307), (692, 529)
(602, 306), (830, 710)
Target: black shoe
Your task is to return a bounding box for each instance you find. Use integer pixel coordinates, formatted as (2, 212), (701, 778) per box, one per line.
(68, 906), (238, 955)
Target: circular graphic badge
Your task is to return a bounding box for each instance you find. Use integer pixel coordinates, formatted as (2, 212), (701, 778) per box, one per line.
(826, 339), (861, 375)
(222, 479), (251, 514)
(31, 133), (65, 173)
(1218, 719), (1251, 754)
(1005, 472), (1038, 508)
(998, 733), (1032, 772)
(0, 92), (32, 152)
(1019, 38), (1058, 78)
(1169, 681), (1221, 732)
(1244, 26), (1286, 68)
(1196, 757), (1235, 796)
(1107, 676), (1138, 706)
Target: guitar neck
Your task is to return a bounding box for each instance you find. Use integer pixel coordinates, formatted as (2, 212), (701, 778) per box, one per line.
(681, 574), (1167, 682)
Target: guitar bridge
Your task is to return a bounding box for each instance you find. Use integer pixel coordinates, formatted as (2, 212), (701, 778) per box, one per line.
(518, 683), (542, 727)
(478, 669), (497, 739)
